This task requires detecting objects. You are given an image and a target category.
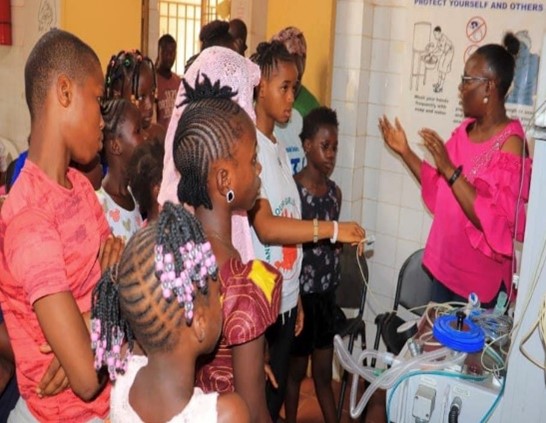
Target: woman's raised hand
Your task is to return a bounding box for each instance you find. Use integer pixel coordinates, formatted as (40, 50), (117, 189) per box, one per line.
(379, 116), (410, 157)
(419, 128), (455, 178)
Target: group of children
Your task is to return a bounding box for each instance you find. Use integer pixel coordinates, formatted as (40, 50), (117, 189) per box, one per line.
(0, 23), (365, 423)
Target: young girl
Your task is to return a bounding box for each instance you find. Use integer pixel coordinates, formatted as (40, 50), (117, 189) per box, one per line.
(158, 46), (261, 264)
(285, 107), (341, 423)
(128, 139), (164, 223)
(249, 41), (365, 421)
(91, 203), (249, 423)
(0, 29), (123, 422)
(105, 50), (166, 143)
(172, 75), (282, 423)
(97, 98), (144, 242)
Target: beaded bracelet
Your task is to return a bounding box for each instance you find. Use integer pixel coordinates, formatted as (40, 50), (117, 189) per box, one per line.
(448, 165), (463, 187)
(313, 218), (319, 243)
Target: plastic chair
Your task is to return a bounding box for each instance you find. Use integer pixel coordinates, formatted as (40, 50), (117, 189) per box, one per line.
(335, 243), (369, 421)
(372, 249), (435, 358)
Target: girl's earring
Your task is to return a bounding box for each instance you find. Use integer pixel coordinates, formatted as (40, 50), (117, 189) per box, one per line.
(483, 96), (489, 104)
(226, 189), (235, 203)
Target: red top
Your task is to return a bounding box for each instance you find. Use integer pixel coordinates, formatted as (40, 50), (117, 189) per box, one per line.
(196, 258), (282, 393)
(156, 72), (182, 129)
(0, 160), (111, 422)
(422, 119), (532, 302)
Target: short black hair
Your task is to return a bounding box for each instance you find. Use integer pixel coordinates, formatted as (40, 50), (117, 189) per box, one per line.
(475, 43), (515, 97)
(299, 106), (339, 144)
(158, 34), (176, 51)
(199, 20), (235, 50)
(24, 28), (100, 120)
(229, 18), (247, 41)
(128, 140), (164, 217)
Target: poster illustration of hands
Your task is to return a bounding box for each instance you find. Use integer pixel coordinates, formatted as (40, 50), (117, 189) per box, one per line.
(404, 0), (544, 143)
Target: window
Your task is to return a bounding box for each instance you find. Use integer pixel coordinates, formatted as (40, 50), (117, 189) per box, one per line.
(158, 0), (227, 75)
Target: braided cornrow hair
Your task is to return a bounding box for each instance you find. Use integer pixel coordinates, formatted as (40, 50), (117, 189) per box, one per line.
(101, 98), (132, 141)
(90, 202), (218, 380)
(104, 50), (157, 103)
(250, 40), (295, 80)
(173, 72), (251, 209)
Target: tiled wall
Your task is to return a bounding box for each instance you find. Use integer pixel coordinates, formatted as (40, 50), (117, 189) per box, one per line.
(332, 0), (433, 349)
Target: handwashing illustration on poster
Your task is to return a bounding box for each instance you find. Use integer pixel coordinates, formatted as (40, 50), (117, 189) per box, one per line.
(404, 1), (545, 140)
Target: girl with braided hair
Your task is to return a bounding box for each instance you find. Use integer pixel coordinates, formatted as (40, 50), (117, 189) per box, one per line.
(104, 50), (166, 143)
(91, 203), (249, 422)
(172, 73), (282, 423)
(250, 40), (366, 421)
(96, 98), (144, 243)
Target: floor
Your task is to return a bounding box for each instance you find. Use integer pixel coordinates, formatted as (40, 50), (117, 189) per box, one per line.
(279, 377), (387, 423)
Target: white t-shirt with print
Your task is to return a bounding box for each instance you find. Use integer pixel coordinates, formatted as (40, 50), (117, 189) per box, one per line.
(96, 187), (143, 243)
(251, 129), (302, 314)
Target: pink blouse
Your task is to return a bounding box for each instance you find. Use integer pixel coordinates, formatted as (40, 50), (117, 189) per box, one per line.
(421, 119), (532, 302)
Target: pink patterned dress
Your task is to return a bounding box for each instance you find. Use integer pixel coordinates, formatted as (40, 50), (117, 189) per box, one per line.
(421, 118), (532, 302)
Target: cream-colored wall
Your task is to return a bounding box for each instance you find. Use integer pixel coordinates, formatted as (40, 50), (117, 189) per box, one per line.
(266, 0), (336, 105)
(0, 0), (62, 151)
(0, 0), (141, 153)
(60, 0), (141, 71)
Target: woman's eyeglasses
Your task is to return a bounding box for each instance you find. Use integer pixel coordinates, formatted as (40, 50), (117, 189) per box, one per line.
(460, 75), (489, 85)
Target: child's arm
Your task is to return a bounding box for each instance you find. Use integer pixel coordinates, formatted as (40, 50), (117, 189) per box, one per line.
(34, 293), (105, 401)
(232, 335), (272, 423)
(249, 198), (365, 245)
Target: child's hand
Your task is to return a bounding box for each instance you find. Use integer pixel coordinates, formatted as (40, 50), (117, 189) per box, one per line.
(337, 222), (366, 245)
(295, 297), (304, 337)
(99, 236), (124, 272)
(36, 343), (69, 398)
(264, 363), (278, 389)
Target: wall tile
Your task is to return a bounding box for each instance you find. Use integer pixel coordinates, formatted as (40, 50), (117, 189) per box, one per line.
(355, 134), (367, 168)
(370, 231), (397, 267)
(398, 207), (423, 242)
(421, 210), (433, 244)
(362, 199), (377, 232)
(390, 7), (408, 41)
(337, 134), (356, 169)
(395, 238), (421, 271)
(332, 67), (361, 103)
(376, 202), (400, 238)
(340, 199), (352, 222)
(332, 100), (358, 137)
(352, 167), (365, 202)
(351, 199), (363, 221)
(363, 167), (380, 201)
(333, 34), (362, 70)
(362, 2), (374, 38)
(358, 69), (371, 104)
(364, 136), (382, 169)
(400, 175), (424, 210)
(378, 170), (402, 205)
(372, 7), (391, 40)
(335, 1), (364, 36)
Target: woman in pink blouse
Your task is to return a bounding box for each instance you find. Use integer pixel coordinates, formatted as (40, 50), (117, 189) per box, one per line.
(379, 43), (532, 306)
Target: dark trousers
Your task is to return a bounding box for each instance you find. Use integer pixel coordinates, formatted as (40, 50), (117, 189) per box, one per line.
(431, 278), (506, 310)
(265, 306), (297, 422)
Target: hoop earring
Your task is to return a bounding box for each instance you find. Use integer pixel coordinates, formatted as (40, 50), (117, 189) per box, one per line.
(226, 189), (235, 203)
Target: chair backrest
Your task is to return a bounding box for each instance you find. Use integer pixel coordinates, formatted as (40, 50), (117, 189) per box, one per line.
(393, 249), (434, 315)
(336, 243), (369, 311)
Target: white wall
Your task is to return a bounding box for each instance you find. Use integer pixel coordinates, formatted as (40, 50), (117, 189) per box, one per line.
(0, 0), (60, 152)
(332, 0), (433, 347)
